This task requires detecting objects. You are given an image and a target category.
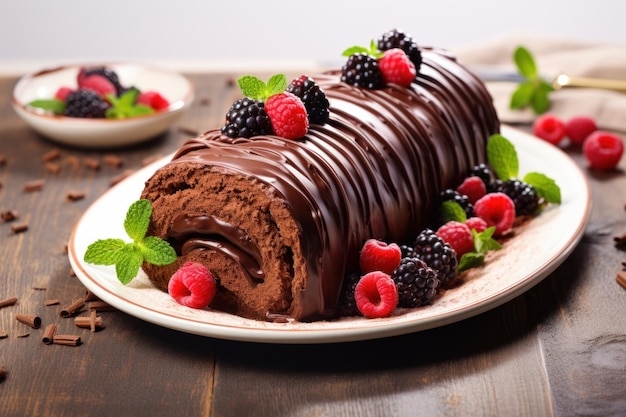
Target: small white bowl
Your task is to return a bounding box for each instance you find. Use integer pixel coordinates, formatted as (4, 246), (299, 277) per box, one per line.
(12, 63), (194, 148)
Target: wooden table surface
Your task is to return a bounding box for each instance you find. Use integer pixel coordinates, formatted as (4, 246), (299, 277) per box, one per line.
(1, 73), (625, 417)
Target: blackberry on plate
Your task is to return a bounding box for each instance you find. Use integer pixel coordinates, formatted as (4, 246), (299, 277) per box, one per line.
(440, 188), (474, 218)
(492, 179), (541, 216)
(286, 75), (330, 125)
(470, 163), (494, 188)
(84, 66), (125, 96)
(392, 257), (440, 308)
(399, 243), (414, 258)
(412, 228), (458, 287)
(336, 272), (361, 317)
(63, 88), (110, 118)
(377, 29), (422, 72)
(341, 53), (383, 90)
(221, 98), (273, 138)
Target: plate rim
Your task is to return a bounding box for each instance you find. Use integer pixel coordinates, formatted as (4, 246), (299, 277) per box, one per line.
(67, 125), (591, 343)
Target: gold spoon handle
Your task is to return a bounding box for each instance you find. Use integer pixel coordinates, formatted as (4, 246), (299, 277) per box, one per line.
(553, 74), (626, 93)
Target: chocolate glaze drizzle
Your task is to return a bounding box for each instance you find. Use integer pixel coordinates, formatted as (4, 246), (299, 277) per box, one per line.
(160, 47), (499, 320)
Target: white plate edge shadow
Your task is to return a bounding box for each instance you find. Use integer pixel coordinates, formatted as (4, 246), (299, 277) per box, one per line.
(67, 125), (592, 344)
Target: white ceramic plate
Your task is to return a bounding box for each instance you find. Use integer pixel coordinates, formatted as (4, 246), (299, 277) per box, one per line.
(12, 63), (194, 148)
(68, 126), (591, 343)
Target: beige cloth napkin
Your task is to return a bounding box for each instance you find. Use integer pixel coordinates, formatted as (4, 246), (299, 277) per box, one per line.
(453, 33), (626, 132)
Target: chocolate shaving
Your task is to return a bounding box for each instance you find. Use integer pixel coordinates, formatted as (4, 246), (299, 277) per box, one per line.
(83, 157), (101, 170)
(60, 298), (85, 318)
(1, 210), (18, 222)
(88, 300), (115, 311)
(614, 232), (626, 250)
(42, 324), (57, 344)
(0, 296), (18, 309)
(84, 290), (100, 302)
(75, 311), (105, 332)
(66, 191), (86, 202)
(103, 154), (123, 168)
(45, 299), (60, 306)
(44, 162), (62, 174)
(0, 331), (8, 339)
(42, 148), (61, 162)
(23, 179), (44, 192)
(616, 271), (626, 290)
(17, 332), (30, 338)
(0, 366), (7, 381)
(16, 314), (41, 329)
(52, 334), (81, 346)
(10, 222), (28, 234)
(110, 169), (135, 187)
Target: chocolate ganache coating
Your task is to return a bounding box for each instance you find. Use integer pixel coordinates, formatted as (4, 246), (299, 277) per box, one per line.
(140, 47), (499, 321)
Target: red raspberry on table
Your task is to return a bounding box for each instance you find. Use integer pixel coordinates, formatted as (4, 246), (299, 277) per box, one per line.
(436, 221), (474, 258)
(564, 116), (597, 145)
(168, 262), (217, 309)
(582, 131), (624, 170)
(138, 91), (170, 111)
(533, 114), (565, 145)
(456, 176), (487, 204)
(78, 74), (117, 98)
(354, 271), (398, 318)
(265, 92), (309, 139)
(465, 216), (488, 233)
(377, 48), (416, 87)
(359, 238), (402, 274)
(473, 192), (516, 237)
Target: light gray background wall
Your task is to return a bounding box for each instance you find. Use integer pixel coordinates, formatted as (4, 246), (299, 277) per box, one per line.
(0, 0), (623, 73)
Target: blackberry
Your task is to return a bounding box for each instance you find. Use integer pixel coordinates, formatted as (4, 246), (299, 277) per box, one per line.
(286, 75), (330, 125)
(377, 29), (422, 72)
(392, 257), (440, 308)
(221, 98), (272, 138)
(440, 188), (474, 218)
(470, 163), (494, 188)
(412, 229), (458, 287)
(492, 179), (541, 216)
(341, 53), (383, 89)
(399, 243), (414, 258)
(63, 88), (109, 118)
(84, 66), (125, 96)
(336, 272), (361, 317)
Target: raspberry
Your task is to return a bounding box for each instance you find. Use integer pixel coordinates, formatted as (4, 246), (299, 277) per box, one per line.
(377, 48), (416, 87)
(456, 175), (487, 204)
(168, 262), (217, 309)
(138, 90), (170, 111)
(377, 29), (422, 72)
(341, 53), (383, 89)
(54, 86), (73, 101)
(221, 98), (272, 138)
(465, 216), (488, 233)
(78, 74), (117, 99)
(354, 271), (398, 318)
(82, 66), (125, 95)
(473, 192), (516, 237)
(359, 238), (402, 274)
(286, 75), (330, 125)
(582, 131), (624, 170)
(265, 92), (309, 139)
(436, 221), (474, 258)
(63, 88), (110, 118)
(392, 257), (439, 308)
(532, 114), (565, 145)
(564, 116), (597, 145)
(412, 229), (458, 287)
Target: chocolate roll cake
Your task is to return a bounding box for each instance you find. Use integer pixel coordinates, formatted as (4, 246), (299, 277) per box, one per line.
(140, 47), (499, 321)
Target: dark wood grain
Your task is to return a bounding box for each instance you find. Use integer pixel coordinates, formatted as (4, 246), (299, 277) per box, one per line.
(0, 74), (625, 417)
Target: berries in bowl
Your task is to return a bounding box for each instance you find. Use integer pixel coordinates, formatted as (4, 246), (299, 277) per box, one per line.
(12, 63), (194, 148)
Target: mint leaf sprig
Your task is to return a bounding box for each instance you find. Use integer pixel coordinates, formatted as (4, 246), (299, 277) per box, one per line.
(27, 99), (66, 115)
(487, 133), (561, 207)
(509, 46), (554, 115)
(237, 74), (286, 102)
(84, 199), (176, 284)
(341, 39), (383, 59)
(105, 88), (155, 119)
